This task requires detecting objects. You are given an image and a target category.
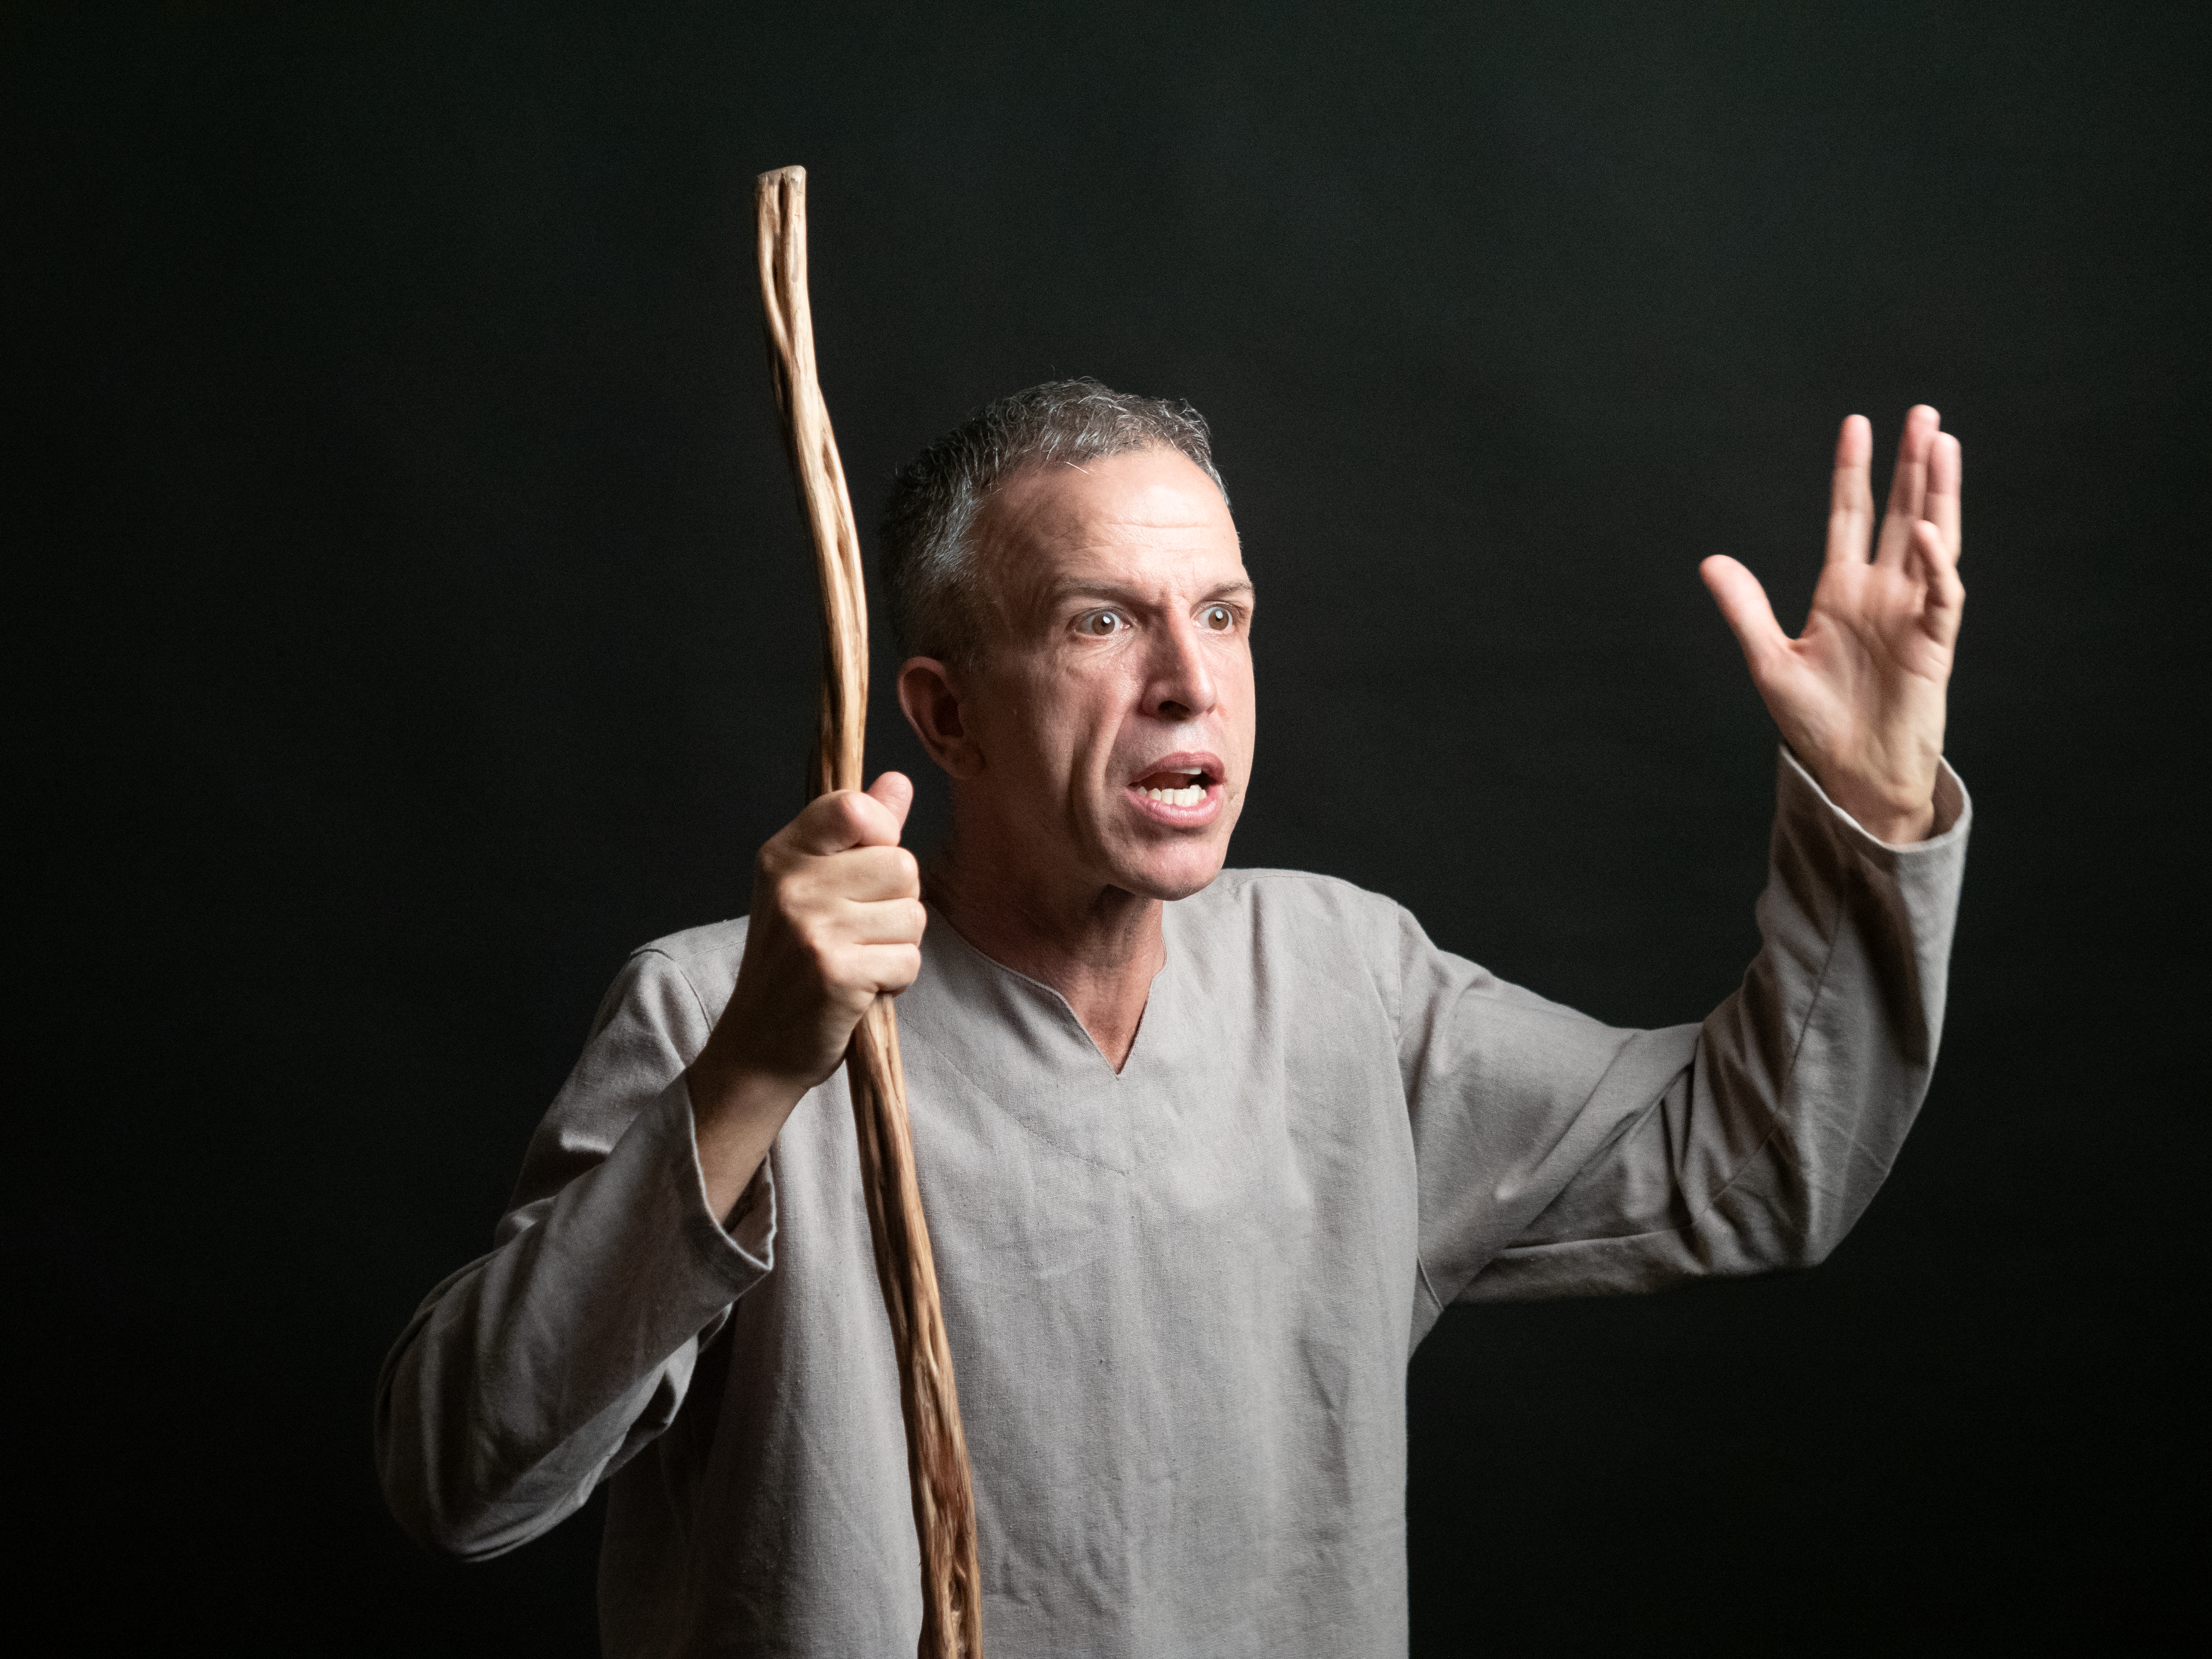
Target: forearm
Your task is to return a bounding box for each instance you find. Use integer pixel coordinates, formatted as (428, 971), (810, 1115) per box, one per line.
(374, 1078), (772, 1556)
(1449, 748), (1970, 1301)
(1680, 748), (1970, 1261)
(685, 1046), (813, 1219)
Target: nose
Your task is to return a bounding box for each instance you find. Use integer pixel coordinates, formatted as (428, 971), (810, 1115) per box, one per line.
(1146, 611), (1219, 723)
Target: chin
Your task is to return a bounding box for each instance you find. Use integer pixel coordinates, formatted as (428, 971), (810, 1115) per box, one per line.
(1111, 841), (1233, 903)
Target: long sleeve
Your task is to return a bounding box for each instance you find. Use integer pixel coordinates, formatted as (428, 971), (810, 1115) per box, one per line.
(374, 933), (774, 1559)
(1404, 748), (1970, 1317)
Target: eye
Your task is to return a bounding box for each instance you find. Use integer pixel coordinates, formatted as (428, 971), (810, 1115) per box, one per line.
(1201, 604), (1235, 632)
(1079, 609), (1125, 637)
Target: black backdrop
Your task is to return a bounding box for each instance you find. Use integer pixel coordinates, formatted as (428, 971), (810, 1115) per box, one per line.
(9, 3), (2204, 1653)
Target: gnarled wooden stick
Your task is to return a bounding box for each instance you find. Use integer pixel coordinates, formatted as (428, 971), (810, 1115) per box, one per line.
(754, 164), (984, 1659)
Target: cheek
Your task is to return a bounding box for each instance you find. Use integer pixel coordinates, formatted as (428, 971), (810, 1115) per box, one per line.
(1035, 664), (1138, 754)
(991, 670), (1114, 780)
(1225, 650), (1259, 739)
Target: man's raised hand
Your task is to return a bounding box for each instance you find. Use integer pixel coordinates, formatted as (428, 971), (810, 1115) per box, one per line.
(685, 772), (926, 1217)
(1700, 407), (1965, 844)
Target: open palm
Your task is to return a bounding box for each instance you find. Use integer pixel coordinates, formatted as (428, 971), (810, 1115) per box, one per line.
(1701, 407), (1964, 844)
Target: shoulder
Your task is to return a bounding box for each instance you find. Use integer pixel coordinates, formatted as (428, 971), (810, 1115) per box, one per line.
(1194, 867), (1405, 918)
(592, 916), (751, 1036)
(630, 915), (751, 974)
(1181, 867), (1409, 954)
(1173, 869), (1412, 1021)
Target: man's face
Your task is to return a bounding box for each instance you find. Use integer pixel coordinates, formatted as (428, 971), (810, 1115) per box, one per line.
(944, 447), (1256, 902)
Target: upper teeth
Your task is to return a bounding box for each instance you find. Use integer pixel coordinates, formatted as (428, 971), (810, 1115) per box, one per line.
(1143, 772), (1206, 807)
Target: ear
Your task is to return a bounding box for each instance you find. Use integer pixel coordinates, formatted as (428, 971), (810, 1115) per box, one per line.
(896, 656), (984, 779)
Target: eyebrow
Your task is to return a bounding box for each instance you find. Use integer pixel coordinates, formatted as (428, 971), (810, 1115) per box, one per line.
(1039, 576), (1257, 609)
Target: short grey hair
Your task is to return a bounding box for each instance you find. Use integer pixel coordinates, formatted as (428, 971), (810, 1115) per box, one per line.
(879, 377), (1229, 661)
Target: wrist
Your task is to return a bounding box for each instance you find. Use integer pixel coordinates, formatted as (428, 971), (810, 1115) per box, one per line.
(1854, 801), (1938, 844)
(1789, 747), (1941, 845)
(1819, 774), (1938, 844)
(685, 1051), (811, 1220)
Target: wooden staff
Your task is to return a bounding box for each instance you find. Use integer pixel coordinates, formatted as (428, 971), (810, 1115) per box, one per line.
(753, 164), (984, 1659)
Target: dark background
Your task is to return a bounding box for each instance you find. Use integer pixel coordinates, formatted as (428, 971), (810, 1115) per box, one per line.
(9, 3), (2204, 1652)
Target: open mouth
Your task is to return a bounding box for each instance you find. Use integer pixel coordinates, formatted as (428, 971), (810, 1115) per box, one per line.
(1131, 765), (1216, 809)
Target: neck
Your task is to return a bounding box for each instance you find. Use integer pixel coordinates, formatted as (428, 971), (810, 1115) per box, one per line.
(926, 836), (1164, 1072)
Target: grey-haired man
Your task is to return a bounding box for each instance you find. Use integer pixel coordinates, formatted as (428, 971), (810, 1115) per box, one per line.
(378, 381), (1970, 1656)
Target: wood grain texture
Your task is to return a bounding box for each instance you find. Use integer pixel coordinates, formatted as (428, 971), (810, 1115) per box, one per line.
(754, 164), (985, 1659)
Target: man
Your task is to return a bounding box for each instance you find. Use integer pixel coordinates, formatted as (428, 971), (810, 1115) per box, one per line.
(378, 380), (1969, 1655)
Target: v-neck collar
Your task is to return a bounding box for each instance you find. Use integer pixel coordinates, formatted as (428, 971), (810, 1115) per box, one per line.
(921, 899), (1177, 1080)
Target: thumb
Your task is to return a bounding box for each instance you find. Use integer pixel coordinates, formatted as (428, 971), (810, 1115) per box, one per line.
(783, 772), (914, 855)
(865, 770), (915, 834)
(1699, 556), (1790, 676)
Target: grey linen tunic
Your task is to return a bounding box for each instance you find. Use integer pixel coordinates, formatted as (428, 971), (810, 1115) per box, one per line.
(377, 751), (1970, 1656)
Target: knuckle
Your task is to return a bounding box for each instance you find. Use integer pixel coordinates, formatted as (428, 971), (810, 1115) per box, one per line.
(835, 849), (885, 896)
(846, 845), (903, 896)
(793, 921), (838, 972)
(777, 867), (823, 914)
(801, 791), (853, 841)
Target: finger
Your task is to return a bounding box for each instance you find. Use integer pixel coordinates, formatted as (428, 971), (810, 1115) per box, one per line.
(829, 844), (923, 903)
(843, 894), (929, 945)
(1925, 430), (1962, 566)
(1700, 555), (1792, 671)
(1825, 414), (1875, 568)
(1909, 519), (1966, 649)
(1875, 405), (1938, 569)
(850, 942), (924, 996)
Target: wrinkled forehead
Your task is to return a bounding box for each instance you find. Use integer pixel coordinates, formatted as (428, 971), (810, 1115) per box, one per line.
(970, 448), (1243, 619)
